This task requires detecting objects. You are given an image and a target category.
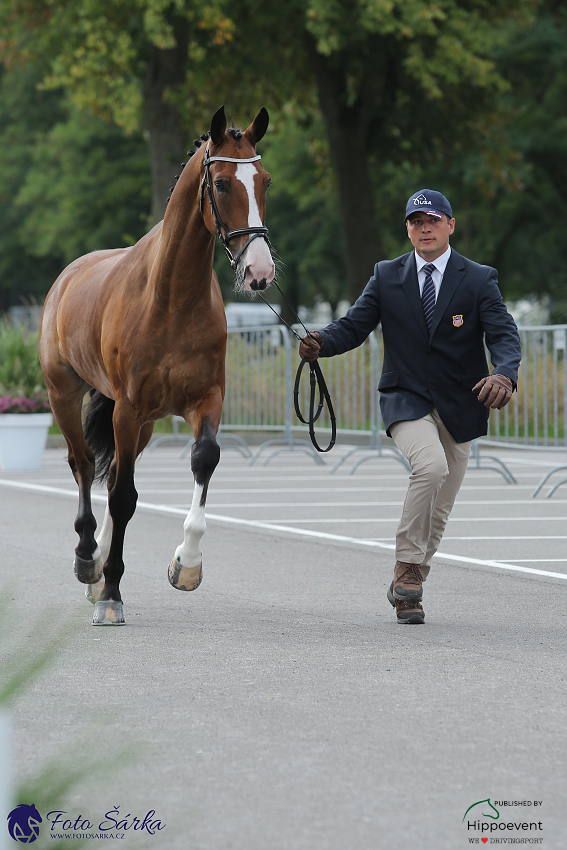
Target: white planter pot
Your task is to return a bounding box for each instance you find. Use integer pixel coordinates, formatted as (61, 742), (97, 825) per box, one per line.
(0, 413), (53, 471)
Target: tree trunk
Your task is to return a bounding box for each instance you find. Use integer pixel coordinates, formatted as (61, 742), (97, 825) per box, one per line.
(307, 42), (382, 305)
(143, 29), (189, 226)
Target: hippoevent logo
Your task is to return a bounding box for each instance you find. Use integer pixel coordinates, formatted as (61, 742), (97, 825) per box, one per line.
(7, 805), (42, 843)
(6, 804), (166, 842)
(463, 798), (544, 844)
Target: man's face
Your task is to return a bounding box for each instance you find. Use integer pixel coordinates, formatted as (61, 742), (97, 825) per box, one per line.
(406, 212), (455, 260)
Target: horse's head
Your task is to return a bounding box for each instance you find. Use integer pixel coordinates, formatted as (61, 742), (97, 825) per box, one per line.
(201, 106), (275, 292)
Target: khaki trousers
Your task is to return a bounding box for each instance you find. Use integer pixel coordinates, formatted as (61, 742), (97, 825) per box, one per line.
(389, 408), (472, 578)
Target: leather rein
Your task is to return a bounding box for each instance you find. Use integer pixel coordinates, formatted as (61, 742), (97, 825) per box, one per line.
(200, 141), (336, 454)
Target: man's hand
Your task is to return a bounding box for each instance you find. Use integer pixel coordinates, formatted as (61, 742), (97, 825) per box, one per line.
(299, 331), (324, 362)
(473, 373), (513, 409)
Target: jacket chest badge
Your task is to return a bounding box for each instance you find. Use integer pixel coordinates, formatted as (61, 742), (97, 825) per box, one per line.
(452, 315), (464, 327)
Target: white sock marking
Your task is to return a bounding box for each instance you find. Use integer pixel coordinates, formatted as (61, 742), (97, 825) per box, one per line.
(174, 482), (206, 568)
(95, 504), (112, 564)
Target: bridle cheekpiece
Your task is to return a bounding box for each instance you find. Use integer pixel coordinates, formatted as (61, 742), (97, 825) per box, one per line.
(199, 141), (271, 270)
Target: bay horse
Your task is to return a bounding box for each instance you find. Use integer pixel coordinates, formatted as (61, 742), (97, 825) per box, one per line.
(39, 106), (275, 625)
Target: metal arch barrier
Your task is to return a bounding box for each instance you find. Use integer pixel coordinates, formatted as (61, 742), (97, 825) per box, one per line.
(324, 331), (410, 474)
(222, 324), (325, 466)
(478, 324), (567, 497)
(147, 322), (566, 485)
(222, 322), (565, 483)
(221, 324), (409, 470)
(148, 419), (252, 459)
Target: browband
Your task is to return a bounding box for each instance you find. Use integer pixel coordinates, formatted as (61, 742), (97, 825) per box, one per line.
(205, 154), (261, 164)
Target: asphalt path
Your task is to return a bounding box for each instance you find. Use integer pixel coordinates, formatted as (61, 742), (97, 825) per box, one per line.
(1, 440), (566, 849)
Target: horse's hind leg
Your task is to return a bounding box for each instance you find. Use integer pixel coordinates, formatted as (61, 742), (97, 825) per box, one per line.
(169, 412), (220, 591)
(47, 379), (103, 585)
(87, 421), (154, 606)
(91, 399), (143, 625)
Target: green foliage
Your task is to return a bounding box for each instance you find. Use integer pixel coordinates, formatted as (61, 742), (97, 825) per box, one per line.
(0, 0), (235, 132)
(1, 0), (566, 320)
(0, 319), (47, 400)
(305, 0), (512, 96)
(0, 59), (150, 306)
(0, 63), (66, 310)
(15, 109), (151, 263)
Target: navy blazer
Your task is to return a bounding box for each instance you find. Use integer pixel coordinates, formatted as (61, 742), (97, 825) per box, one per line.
(318, 249), (521, 443)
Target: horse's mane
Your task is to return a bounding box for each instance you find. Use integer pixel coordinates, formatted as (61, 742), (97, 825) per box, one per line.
(165, 126), (244, 210)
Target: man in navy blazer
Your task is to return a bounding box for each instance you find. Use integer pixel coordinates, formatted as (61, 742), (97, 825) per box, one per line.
(300, 189), (521, 624)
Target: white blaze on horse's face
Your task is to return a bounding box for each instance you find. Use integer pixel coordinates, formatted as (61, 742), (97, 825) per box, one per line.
(234, 162), (275, 291)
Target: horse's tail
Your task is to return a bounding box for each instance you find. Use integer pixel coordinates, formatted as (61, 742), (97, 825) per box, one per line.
(83, 390), (116, 483)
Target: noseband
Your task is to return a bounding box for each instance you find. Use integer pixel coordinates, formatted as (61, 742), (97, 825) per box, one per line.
(200, 142), (271, 271)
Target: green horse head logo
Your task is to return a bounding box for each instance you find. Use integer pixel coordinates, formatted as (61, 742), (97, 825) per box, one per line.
(463, 799), (500, 823)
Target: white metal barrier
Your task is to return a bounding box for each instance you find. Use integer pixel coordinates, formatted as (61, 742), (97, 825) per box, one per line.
(221, 323), (566, 481)
(152, 323), (567, 485)
(222, 325), (391, 467)
(223, 324), (566, 442)
(486, 325), (567, 449)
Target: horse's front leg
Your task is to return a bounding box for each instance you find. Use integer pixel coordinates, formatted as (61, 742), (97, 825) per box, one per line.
(168, 415), (220, 591)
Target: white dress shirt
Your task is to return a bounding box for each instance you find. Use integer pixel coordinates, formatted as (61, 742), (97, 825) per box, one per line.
(415, 245), (452, 299)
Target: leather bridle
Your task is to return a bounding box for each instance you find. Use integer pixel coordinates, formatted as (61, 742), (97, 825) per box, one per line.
(200, 140), (336, 454)
(200, 141), (271, 271)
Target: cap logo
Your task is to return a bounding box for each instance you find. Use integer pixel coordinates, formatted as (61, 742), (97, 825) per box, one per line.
(413, 194), (431, 206)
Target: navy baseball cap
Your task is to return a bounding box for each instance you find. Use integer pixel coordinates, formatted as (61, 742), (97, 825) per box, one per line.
(405, 189), (452, 221)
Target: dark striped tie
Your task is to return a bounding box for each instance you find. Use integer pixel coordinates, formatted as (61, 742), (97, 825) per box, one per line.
(421, 263), (436, 331)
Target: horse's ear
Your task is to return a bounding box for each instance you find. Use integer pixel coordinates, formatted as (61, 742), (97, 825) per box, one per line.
(245, 107), (269, 146)
(210, 105), (227, 146)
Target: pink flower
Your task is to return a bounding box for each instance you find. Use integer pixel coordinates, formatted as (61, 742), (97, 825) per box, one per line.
(0, 395), (51, 414)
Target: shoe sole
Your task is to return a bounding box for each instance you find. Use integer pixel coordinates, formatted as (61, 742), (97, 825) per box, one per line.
(387, 582), (425, 624)
(397, 612), (425, 624)
(387, 581), (422, 603)
(392, 586), (423, 602)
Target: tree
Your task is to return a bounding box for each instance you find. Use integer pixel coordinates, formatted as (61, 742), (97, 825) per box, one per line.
(0, 0), (234, 223)
(403, 2), (567, 317)
(16, 110), (150, 264)
(488, 2), (567, 318)
(187, 0), (536, 302)
(303, 0), (539, 302)
(0, 61), (64, 311)
(0, 59), (150, 308)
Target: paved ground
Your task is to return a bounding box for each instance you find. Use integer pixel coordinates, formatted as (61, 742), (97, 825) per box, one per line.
(1, 438), (566, 849)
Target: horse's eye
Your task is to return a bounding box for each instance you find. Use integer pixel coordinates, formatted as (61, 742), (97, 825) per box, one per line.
(214, 180), (227, 194)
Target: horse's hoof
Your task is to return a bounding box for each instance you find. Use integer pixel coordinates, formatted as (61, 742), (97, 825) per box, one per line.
(85, 579), (105, 605)
(74, 553), (103, 585)
(92, 600), (125, 626)
(168, 557), (202, 591)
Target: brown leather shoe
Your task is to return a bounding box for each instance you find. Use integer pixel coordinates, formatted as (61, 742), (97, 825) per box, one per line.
(394, 598), (425, 624)
(387, 582), (425, 623)
(391, 560), (423, 601)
